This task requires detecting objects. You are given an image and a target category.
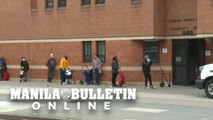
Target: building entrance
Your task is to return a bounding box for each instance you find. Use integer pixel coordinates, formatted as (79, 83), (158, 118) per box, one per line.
(173, 39), (205, 85)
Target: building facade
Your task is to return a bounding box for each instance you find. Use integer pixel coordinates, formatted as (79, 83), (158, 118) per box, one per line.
(0, 0), (213, 85)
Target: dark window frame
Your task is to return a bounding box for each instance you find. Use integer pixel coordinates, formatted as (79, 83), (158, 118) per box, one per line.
(97, 41), (106, 63)
(143, 42), (160, 63)
(58, 0), (66, 8)
(31, 0), (38, 10)
(46, 0), (54, 9)
(96, 0), (105, 4)
(83, 41), (92, 63)
(131, 0), (142, 4)
(82, 0), (91, 6)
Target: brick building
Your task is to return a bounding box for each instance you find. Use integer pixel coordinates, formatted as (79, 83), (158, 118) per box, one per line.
(0, 0), (213, 85)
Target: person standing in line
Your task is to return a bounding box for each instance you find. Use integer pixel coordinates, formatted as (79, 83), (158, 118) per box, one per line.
(59, 54), (70, 85)
(20, 57), (29, 82)
(142, 55), (156, 89)
(0, 56), (7, 72)
(0, 58), (3, 80)
(111, 56), (119, 87)
(92, 54), (102, 85)
(46, 53), (57, 83)
(0, 56), (7, 80)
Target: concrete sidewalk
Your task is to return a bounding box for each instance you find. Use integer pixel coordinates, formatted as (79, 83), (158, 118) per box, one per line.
(0, 80), (205, 98)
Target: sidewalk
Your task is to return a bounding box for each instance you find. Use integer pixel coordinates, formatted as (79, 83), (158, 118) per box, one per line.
(0, 80), (205, 98)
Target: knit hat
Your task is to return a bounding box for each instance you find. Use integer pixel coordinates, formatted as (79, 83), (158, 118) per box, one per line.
(64, 54), (69, 59)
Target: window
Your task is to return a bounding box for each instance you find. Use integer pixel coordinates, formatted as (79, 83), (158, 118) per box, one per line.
(58, 0), (66, 7)
(132, 0), (142, 4)
(144, 42), (159, 63)
(96, 0), (105, 4)
(31, 0), (38, 10)
(82, 0), (91, 6)
(46, 0), (54, 8)
(83, 41), (92, 63)
(97, 41), (106, 63)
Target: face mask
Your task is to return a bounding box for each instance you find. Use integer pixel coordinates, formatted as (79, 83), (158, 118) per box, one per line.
(147, 58), (150, 62)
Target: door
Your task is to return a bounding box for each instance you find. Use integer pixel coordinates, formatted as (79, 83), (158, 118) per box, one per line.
(173, 39), (205, 85)
(173, 40), (189, 85)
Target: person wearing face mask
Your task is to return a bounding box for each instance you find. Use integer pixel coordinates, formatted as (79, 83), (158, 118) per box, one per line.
(142, 55), (156, 89)
(59, 54), (70, 85)
(111, 56), (120, 87)
(46, 53), (57, 83)
(20, 57), (29, 82)
(92, 54), (102, 85)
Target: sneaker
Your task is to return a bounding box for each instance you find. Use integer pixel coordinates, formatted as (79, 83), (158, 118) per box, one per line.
(145, 87), (150, 90)
(151, 86), (156, 89)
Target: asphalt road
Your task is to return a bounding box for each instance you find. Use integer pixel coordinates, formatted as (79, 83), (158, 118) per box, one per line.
(1, 96), (212, 120)
(0, 114), (60, 120)
(0, 81), (212, 120)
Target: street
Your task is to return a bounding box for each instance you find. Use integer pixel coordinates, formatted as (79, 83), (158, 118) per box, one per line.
(0, 81), (212, 120)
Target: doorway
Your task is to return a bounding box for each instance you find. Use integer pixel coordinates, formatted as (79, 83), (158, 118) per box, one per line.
(173, 39), (205, 85)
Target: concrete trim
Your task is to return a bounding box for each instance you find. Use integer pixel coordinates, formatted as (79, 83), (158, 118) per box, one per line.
(0, 34), (206, 44)
(7, 65), (172, 71)
(0, 33), (210, 44)
(0, 33), (213, 44)
(0, 36), (162, 43)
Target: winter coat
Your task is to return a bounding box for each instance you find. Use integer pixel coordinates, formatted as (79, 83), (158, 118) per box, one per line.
(112, 60), (119, 74)
(60, 58), (69, 70)
(93, 58), (101, 70)
(46, 58), (57, 68)
(142, 59), (152, 73)
(20, 60), (29, 72)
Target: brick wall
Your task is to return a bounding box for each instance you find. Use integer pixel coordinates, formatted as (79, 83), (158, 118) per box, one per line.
(167, 0), (197, 36)
(0, 40), (173, 84)
(197, 0), (213, 33)
(0, 0), (155, 39)
(153, 0), (167, 35)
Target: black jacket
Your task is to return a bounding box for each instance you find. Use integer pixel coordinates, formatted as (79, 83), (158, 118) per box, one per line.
(46, 58), (56, 68)
(112, 60), (119, 74)
(142, 59), (152, 73)
(20, 60), (29, 72)
(0, 58), (7, 72)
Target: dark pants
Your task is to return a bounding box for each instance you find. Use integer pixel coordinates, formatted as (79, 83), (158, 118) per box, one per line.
(48, 67), (55, 82)
(112, 73), (118, 86)
(23, 71), (28, 82)
(0, 73), (3, 80)
(60, 69), (66, 84)
(143, 72), (153, 87)
(95, 69), (100, 85)
(0, 68), (3, 80)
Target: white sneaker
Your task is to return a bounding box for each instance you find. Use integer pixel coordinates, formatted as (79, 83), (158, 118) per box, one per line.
(145, 87), (150, 90)
(151, 86), (156, 89)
